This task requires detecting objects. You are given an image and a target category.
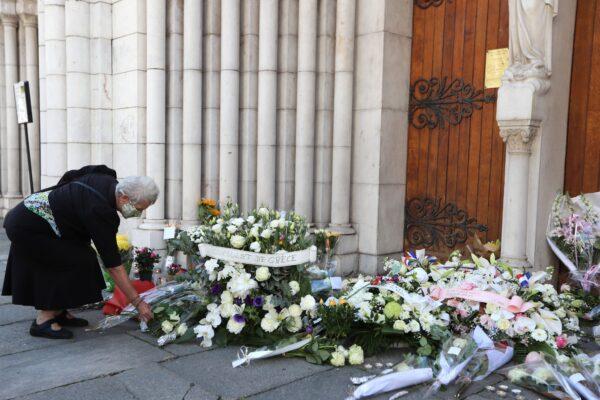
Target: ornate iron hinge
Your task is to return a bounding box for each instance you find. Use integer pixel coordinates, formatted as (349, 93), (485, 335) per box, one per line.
(414, 0), (452, 9)
(404, 197), (488, 248)
(409, 77), (496, 130)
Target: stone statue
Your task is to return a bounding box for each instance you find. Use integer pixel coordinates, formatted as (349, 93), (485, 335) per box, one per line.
(505, 0), (558, 81)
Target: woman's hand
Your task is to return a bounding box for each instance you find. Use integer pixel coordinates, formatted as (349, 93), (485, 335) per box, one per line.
(136, 301), (153, 322)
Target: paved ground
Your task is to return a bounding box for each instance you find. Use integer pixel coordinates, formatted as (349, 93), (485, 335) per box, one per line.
(0, 227), (594, 400)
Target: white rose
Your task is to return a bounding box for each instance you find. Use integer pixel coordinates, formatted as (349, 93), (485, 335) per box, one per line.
(289, 281), (300, 296)
(286, 316), (303, 333)
(348, 345), (364, 365)
(289, 304), (302, 318)
(531, 328), (548, 342)
(161, 320), (174, 333)
(232, 217), (245, 227)
(330, 351), (345, 367)
(409, 320), (420, 332)
(211, 224), (222, 233)
(255, 266), (270, 281)
(247, 215), (256, 224)
(250, 241), (262, 253)
(230, 235), (246, 249)
(250, 225), (260, 238)
(258, 207), (269, 217)
(300, 295), (316, 311)
(227, 225), (238, 234)
(514, 316), (536, 335)
(270, 220), (280, 229)
(226, 317), (246, 334)
(393, 320), (408, 332)
(261, 229), (272, 239)
(176, 323), (188, 336)
(169, 312), (180, 322)
(497, 318), (511, 331)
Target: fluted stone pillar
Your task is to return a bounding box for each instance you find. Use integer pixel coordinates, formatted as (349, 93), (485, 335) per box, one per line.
(219, 0), (239, 203)
(330, 0), (355, 230)
(18, 0), (39, 192)
(314, 0), (335, 227)
(239, 0), (258, 212)
(2, 4), (21, 203)
(66, 0), (91, 171)
(276, 0), (297, 210)
(44, 0), (67, 185)
(181, 0), (202, 225)
(142, 0), (166, 230)
(499, 122), (539, 268)
(0, 18), (7, 197)
(202, 0), (220, 199)
(294, 0), (317, 221)
(37, 0), (44, 187)
(166, 0), (183, 220)
(256, 0), (278, 207)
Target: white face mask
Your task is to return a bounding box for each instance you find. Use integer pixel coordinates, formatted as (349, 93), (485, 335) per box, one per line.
(121, 201), (142, 218)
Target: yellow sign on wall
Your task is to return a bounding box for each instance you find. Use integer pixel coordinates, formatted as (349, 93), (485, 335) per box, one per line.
(485, 48), (509, 89)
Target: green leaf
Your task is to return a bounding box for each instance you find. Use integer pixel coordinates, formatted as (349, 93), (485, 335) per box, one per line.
(317, 349), (331, 361)
(419, 337), (428, 346)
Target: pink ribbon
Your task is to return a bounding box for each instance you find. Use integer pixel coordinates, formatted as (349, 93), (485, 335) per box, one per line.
(582, 265), (600, 292)
(428, 284), (534, 314)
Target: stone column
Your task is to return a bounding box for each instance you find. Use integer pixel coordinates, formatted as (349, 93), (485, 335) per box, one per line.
(275, 0), (297, 210)
(141, 0), (166, 233)
(44, 0), (67, 185)
(498, 122), (539, 267)
(239, 0), (258, 212)
(18, 0), (39, 192)
(89, 0), (112, 166)
(66, 0), (91, 171)
(255, 0), (278, 208)
(166, 0), (183, 220)
(0, 17), (7, 197)
(330, 0), (355, 230)
(313, 0), (335, 227)
(219, 0), (239, 203)
(202, 0), (220, 199)
(294, 0), (317, 221)
(2, 3), (21, 204)
(181, 0), (202, 225)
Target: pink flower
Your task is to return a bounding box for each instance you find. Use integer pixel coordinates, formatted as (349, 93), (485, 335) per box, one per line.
(555, 335), (568, 349)
(447, 299), (461, 308)
(525, 351), (544, 364)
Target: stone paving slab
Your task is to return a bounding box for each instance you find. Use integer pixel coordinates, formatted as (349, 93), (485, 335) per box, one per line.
(15, 376), (137, 400)
(127, 328), (210, 357)
(161, 346), (331, 399)
(0, 333), (174, 400)
(0, 304), (36, 326)
(111, 363), (194, 400)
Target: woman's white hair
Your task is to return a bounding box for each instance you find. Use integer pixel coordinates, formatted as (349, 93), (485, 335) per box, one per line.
(115, 176), (159, 204)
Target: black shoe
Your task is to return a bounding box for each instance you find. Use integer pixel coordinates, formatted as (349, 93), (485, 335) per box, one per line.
(55, 310), (89, 327)
(30, 318), (74, 339)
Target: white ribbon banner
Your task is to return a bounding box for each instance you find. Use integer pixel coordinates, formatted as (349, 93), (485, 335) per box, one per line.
(198, 243), (318, 267)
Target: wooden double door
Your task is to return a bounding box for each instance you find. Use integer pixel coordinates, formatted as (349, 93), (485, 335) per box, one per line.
(404, 0), (509, 257)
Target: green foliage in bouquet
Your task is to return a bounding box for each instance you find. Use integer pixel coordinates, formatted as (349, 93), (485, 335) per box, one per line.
(100, 234), (133, 292)
(133, 247), (161, 273)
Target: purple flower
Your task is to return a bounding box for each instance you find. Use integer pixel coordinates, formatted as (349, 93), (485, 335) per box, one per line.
(234, 297), (243, 306)
(244, 295), (252, 306)
(253, 296), (264, 308)
(233, 314), (246, 323)
(305, 325), (313, 334)
(210, 283), (223, 296)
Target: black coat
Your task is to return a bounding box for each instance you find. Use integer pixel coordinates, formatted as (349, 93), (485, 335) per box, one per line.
(2, 165), (122, 309)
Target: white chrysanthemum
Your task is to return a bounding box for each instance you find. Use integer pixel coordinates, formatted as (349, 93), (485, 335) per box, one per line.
(330, 351), (345, 367)
(176, 323), (188, 336)
(230, 235), (246, 249)
(255, 266), (270, 282)
(193, 324), (215, 347)
(289, 281), (300, 296)
(161, 320), (174, 333)
(348, 345), (364, 365)
(227, 272), (258, 298)
(260, 311), (280, 333)
(300, 295), (316, 311)
(289, 304), (302, 318)
(250, 241), (262, 253)
(531, 328), (548, 342)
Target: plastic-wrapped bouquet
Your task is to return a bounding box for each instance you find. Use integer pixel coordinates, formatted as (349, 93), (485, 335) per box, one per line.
(555, 353), (600, 400)
(502, 359), (582, 400)
(548, 193), (600, 291)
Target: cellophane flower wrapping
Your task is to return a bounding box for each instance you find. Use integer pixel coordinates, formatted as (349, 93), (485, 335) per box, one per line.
(547, 192), (600, 292)
(347, 355), (433, 399)
(501, 359), (582, 400)
(555, 353), (600, 400)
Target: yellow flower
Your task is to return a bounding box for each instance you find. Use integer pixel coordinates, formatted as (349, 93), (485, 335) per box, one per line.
(339, 298), (348, 305)
(328, 299), (337, 307)
(116, 234), (131, 251)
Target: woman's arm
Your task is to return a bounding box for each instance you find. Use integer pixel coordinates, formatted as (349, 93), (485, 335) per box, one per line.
(108, 265), (153, 321)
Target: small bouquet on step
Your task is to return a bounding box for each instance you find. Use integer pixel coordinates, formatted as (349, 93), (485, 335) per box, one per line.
(547, 192), (600, 292)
